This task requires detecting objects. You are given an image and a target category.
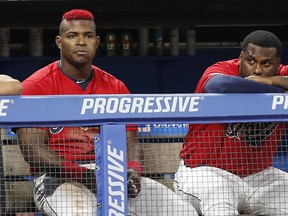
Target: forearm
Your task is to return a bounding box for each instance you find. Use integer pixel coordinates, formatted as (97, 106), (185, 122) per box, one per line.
(205, 75), (285, 93)
(17, 128), (62, 165)
(245, 75), (288, 91)
(270, 76), (288, 91)
(17, 128), (87, 180)
(32, 147), (87, 180)
(0, 79), (22, 95)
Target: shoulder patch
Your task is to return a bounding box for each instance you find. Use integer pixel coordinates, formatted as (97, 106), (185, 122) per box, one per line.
(49, 126), (64, 134)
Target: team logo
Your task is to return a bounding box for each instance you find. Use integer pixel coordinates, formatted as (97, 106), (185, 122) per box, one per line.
(49, 126), (64, 134)
(225, 122), (278, 147)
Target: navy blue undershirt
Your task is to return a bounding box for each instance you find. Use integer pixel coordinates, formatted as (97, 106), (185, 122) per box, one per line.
(58, 61), (93, 91)
(204, 75), (285, 93)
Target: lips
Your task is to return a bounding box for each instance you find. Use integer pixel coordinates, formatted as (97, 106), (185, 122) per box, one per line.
(75, 50), (88, 55)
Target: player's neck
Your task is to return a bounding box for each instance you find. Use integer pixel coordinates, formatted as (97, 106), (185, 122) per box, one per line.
(58, 60), (92, 80)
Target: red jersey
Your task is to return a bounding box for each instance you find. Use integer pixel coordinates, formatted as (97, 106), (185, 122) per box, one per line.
(180, 59), (288, 177)
(22, 61), (134, 164)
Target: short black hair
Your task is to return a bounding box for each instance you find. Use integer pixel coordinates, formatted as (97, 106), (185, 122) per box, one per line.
(241, 30), (282, 57)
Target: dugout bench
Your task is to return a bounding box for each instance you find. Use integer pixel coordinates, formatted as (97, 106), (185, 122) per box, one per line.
(0, 128), (36, 215)
(138, 124), (187, 190)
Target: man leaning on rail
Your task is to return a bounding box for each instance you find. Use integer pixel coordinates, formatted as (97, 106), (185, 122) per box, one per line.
(174, 30), (288, 216)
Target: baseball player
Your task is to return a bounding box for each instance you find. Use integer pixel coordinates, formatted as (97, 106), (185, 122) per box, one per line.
(15, 9), (197, 216)
(174, 30), (288, 216)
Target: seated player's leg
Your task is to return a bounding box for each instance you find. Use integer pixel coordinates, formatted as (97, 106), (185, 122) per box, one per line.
(128, 177), (198, 216)
(244, 167), (288, 216)
(34, 174), (97, 216)
(174, 162), (243, 216)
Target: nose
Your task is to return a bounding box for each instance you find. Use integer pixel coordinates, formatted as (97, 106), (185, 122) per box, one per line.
(77, 35), (86, 45)
(253, 64), (262, 75)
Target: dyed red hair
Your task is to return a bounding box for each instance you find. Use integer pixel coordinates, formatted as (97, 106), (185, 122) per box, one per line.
(62, 9), (94, 21)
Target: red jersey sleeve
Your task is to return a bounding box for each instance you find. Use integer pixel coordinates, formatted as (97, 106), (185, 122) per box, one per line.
(22, 80), (43, 95)
(277, 64), (288, 76)
(195, 59), (239, 93)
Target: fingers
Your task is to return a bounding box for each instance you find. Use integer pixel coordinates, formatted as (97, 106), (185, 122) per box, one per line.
(128, 178), (138, 194)
(127, 175), (141, 198)
(128, 178), (134, 185)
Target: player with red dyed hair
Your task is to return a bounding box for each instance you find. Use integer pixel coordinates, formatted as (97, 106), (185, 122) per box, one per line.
(16, 9), (197, 216)
(62, 9), (94, 21)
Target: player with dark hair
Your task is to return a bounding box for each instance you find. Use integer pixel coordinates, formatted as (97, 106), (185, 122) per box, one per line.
(174, 30), (288, 216)
(16, 9), (197, 216)
(241, 30), (282, 57)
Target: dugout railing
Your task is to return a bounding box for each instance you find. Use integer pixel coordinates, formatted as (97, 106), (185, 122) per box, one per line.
(0, 94), (287, 215)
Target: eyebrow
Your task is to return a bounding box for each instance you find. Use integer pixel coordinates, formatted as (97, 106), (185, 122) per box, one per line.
(66, 30), (94, 34)
(246, 53), (273, 62)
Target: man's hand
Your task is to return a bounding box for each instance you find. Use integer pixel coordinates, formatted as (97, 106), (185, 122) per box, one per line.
(127, 168), (141, 198)
(245, 75), (273, 85)
(247, 75), (288, 92)
(81, 169), (97, 195)
(81, 168), (141, 197)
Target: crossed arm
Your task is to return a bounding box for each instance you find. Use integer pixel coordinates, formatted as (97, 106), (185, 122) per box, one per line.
(245, 75), (288, 92)
(205, 75), (286, 93)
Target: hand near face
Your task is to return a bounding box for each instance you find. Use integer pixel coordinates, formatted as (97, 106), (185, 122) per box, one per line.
(245, 75), (273, 85)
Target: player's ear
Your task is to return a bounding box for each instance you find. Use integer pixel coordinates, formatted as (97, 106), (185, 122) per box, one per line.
(55, 36), (62, 50)
(277, 57), (281, 66)
(239, 51), (243, 60)
(95, 36), (100, 49)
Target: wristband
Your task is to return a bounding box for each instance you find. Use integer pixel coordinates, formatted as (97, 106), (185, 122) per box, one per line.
(61, 161), (87, 181)
(127, 161), (142, 176)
